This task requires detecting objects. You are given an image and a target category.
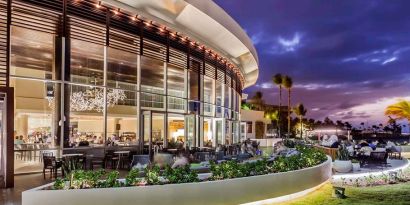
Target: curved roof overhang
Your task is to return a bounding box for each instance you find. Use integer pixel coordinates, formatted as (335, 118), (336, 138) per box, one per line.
(104, 0), (259, 88)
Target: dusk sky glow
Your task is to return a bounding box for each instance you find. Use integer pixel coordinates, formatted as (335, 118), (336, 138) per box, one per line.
(215, 0), (410, 128)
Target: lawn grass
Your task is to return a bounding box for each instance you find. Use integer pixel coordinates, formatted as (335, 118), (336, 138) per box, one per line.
(276, 182), (410, 205)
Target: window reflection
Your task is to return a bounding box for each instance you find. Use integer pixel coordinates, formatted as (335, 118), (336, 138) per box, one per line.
(140, 56), (165, 109)
(68, 84), (104, 147)
(167, 64), (186, 112)
(71, 39), (104, 85)
(10, 26), (57, 79)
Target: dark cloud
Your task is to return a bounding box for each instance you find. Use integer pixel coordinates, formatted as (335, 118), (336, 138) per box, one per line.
(215, 0), (410, 126)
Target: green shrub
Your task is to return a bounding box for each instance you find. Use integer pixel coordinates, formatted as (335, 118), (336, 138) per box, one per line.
(53, 178), (65, 190)
(163, 165), (199, 184)
(145, 165), (161, 185)
(125, 169), (141, 186)
(68, 169), (106, 189)
(99, 171), (121, 188)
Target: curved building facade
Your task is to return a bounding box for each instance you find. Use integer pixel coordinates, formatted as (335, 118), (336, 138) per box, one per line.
(0, 0), (259, 185)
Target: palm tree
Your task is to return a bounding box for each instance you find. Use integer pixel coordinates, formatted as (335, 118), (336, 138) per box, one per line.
(385, 100), (410, 134)
(385, 100), (410, 121)
(282, 75), (293, 137)
(273, 73), (283, 137)
(294, 103), (307, 138)
(249, 91), (264, 111)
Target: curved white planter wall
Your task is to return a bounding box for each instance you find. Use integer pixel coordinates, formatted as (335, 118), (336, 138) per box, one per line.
(22, 156), (332, 205)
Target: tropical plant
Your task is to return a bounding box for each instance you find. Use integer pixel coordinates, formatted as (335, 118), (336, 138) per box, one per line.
(100, 170), (121, 188)
(273, 73), (283, 137)
(282, 75), (293, 137)
(293, 103), (307, 138)
(53, 178), (65, 190)
(336, 144), (350, 161)
(62, 157), (84, 175)
(144, 165), (161, 185)
(249, 91), (265, 111)
(385, 100), (410, 129)
(265, 110), (279, 131)
(163, 165), (199, 184)
(125, 169), (141, 186)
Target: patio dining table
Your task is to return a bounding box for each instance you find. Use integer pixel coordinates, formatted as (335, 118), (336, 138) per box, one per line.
(114, 151), (130, 169)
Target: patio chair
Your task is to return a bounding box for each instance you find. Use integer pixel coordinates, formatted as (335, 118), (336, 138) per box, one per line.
(105, 150), (119, 169)
(215, 151), (225, 161)
(131, 155), (150, 169)
(236, 153), (252, 161)
(194, 152), (210, 162)
(43, 155), (61, 179)
(369, 151), (388, 164)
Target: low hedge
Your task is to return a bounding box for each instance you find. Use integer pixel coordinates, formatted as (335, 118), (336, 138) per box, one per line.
(53, 145), (327, 190)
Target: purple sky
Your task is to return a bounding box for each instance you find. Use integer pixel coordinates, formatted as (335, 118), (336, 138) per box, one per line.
(215, 0), (410, 129)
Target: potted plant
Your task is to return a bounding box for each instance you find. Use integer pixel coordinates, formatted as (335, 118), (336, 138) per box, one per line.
(333, 144), (352, 173)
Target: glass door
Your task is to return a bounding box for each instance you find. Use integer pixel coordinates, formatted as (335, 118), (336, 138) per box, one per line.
(140, 111), (165, 156)
(185, 114), (195, 149)
(214, 118), (224, 146)
(240, 122), (247, 142)
(141, 111), (151, 155)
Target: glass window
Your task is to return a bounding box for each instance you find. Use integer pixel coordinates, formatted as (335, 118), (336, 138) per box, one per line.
(11, 78), (61, 173)
(188, 61), (200, 114)
(10, 27), (57, 80)
(140, 56), (165, 109)
(246, 122), (253, 134)
(68, 84), (104, 147)
(203, 76), (214, 116)
(204, 118), (214, 147)
(167, 115), (185, 149)
(107, 88), (138, 147)
(167, 64), (186, 112)
(152, 113), (165, 147)
(70, 39), (104, 85)
(215, 80), (223, 118)
(107, 47), (138, 89)
(186, 115), (195, 148)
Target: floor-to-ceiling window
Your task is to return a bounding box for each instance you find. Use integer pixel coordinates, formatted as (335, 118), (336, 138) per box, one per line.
(69, 37), (105, 147)
(167, 64), (186, 112)
(10, 26), (61, 173)
(203, 76), (214, 116)
(106, 47), (139, 146)
(140, 56), (165, 110)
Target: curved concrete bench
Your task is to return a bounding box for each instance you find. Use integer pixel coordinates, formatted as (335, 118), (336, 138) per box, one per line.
(22, 156), (332, 205)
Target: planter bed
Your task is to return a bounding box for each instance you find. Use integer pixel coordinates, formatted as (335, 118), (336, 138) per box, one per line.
(22, 156), (332, 205)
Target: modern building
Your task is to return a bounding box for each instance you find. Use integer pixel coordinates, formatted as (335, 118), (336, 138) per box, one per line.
(0, 0), (259, 187)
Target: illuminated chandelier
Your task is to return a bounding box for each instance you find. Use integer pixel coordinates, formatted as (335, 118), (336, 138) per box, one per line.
(70, 87), (126, 112)
(47, 86), (127, 112)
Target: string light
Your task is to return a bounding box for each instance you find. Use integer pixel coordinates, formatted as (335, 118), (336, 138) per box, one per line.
(73, 0), (245, 85)
(113, 8), (119, 15)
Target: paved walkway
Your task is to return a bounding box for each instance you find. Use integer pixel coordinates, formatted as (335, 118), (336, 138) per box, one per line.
(1, 173), (52, 205)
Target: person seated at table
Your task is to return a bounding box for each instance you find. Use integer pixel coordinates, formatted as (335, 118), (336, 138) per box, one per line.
(359, 140), (369, 147)
(176, 138), (184, 149)
(14, 136), (23, 145)
(360, 146), (373, 156)
(215, 144), (224, 152)
(367, 140), (376, 150)
(106, 137), (112, 146)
